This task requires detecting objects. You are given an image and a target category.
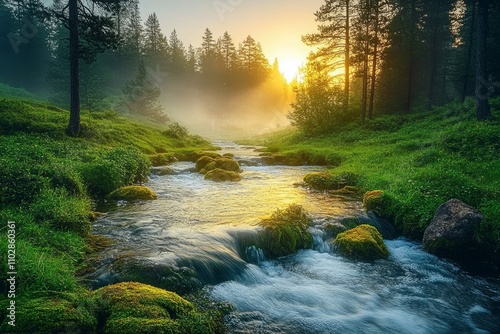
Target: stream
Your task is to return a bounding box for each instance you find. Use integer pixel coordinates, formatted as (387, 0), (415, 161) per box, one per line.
(92, 142), (500, 334)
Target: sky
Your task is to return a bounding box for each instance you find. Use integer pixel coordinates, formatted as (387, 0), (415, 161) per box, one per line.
(139, 0), (324, 81)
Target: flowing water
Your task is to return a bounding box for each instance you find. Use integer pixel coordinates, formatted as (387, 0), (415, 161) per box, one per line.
(93, 142), (500, 334)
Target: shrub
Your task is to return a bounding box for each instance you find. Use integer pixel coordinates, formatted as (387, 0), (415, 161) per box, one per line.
(80, 146), (150, 195)
(258, 204), (313, 258)
(163, 122), (190, 139)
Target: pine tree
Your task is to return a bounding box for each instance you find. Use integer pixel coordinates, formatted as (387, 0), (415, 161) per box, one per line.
(303, 0), (352, 112)
(122, 61), (167, 122)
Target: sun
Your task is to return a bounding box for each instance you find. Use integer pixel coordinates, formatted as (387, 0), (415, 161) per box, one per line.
(278, 58), (303, 83)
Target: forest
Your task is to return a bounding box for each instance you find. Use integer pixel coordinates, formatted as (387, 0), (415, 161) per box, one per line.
(1, 0), (500, 134)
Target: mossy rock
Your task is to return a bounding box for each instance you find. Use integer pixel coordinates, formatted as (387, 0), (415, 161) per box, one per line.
(200, 157), (241, 174)
(197, 151), (222, 159)
(331, 186), (361, 195)
(205, 168), (242, 182)
(195, 156), (215, 172)
(222, 153), (234, 158)
(363, 190), (393, 218)
(258, 204), (313, 258)
(109, 257), (202, 295)
(304, 172), (358, 190)
(94, 282), (194, 334)
(107, 186), (157, 201)
(1, 292), (98, 333)
(324, 223), (347, 238)
(158, 167), (176, 176)
(335, 224), (389, 261)
(149, 153), (176, 166)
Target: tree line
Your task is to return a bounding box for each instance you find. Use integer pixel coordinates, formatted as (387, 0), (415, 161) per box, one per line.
(0, 0), (288, 136)
(290, 0), (499, 134)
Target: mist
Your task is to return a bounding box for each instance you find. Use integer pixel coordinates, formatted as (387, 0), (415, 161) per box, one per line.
(159, 77), (293, 140)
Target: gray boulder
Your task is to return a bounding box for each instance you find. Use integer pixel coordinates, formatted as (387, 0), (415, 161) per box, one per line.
(423, 199), (482, 260)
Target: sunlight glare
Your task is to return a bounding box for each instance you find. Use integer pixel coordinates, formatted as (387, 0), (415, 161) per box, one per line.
(279, 58), (303, 83)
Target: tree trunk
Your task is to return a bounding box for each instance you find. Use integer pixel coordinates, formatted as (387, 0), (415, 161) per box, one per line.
(368, 0), (379, 120)
(361, 5), (369, 122)
(345, 0), (350, 113)
(66, 0), (80, 137)
(406, 0), (417, 112)
(428, 24), (439, 110)
(462, 0), (476, 102)
(476, 0), (492, 121)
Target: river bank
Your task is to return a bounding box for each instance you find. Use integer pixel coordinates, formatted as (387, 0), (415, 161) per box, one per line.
(246, 99), (500, 274)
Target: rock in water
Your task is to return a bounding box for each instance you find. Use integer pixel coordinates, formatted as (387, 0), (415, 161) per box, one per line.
(422, 199), (482, 260)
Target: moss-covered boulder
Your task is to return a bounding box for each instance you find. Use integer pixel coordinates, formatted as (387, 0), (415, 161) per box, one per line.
(94, 282), (223, 334)
(200, 157), (241, 174)
(107, 257), (202, 295)
(304, 172), (358, 190)
(0, 292), (97, 333)
(335, 224), (389, 261)
(195, 156), (215, 172)
(149, 153), (176, 166)
(205, 168), (242, 182)
(363, 190), (393, 217)
(158, 167), (176, 176)
(107, 186), (157, 201)
(258, 204), (313, 258)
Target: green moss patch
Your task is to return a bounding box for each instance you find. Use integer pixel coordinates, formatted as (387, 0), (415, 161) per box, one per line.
(1, 292), (98, 334)
(205, 169), (242, 182)
(106, 186), (157, 201)
(335, 224), (389, 261)
(363, 190), (394, 218)
(304, 171), (359, 190)
(200, 157), (241, 174)
(94, 282), (224, 334)
(258, 204), (313, 258)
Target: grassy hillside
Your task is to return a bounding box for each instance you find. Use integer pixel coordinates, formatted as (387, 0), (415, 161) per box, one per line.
(0, 97), (224, 332)
(260, 99), (500, 255)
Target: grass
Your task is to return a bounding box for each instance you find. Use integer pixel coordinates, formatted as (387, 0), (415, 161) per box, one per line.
(0, 95), (218, 331)
(260, 98), (500, 255)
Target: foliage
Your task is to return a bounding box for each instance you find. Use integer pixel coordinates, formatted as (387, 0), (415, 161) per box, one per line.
(164, 122), (190, 139)
(288, 60), (355, 134)
(80, 146), (150, 196)
(335, 224), (389, 261)
(258, 204), (313, 258)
